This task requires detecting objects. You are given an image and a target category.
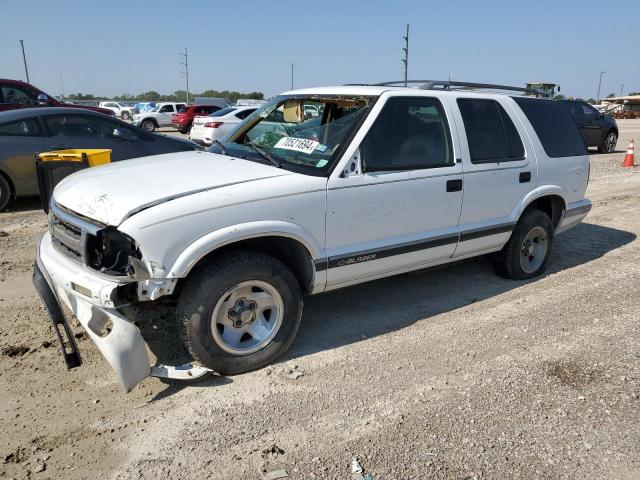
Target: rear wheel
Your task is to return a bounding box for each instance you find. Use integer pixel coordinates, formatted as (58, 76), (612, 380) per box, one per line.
(598, 130), (617, 153)
(141, 119), (156, 132)
(177, 250), (303, 375)
(495, 209), (553, 280)
(0, 174), (12, 212)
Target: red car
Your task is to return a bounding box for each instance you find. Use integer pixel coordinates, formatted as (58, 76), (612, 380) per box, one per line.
(171, 104), (221, 133)
(0, 78), (114, 116)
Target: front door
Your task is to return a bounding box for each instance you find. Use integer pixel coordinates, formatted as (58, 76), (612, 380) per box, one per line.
(325, 94), (464, 287)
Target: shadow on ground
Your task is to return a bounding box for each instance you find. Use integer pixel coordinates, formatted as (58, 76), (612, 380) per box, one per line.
(142, 222), (635, 398)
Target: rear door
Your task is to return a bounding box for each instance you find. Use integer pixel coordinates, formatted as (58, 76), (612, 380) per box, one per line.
(448, 96), (536, 257)
(157, 104), (176, 126)
(0, 117), (45, 195)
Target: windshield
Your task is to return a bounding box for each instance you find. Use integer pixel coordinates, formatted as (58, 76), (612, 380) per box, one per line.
(210, 107), (237, 117)
(210, 95), (373, 175)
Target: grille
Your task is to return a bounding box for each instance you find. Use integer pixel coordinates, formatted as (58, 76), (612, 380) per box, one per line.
(50, 213), (84, 262)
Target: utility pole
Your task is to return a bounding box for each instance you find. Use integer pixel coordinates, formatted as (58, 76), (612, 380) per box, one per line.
(19, 39), (29, 83)
(179, 47), (189, 103)
(291, 62), (294, 90)
(401, 24), (409, 87)
(596, 70), (606, 102)
(620, 84), (624, 97)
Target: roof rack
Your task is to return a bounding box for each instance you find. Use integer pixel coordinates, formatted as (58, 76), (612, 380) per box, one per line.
(360, 80), (550, 97)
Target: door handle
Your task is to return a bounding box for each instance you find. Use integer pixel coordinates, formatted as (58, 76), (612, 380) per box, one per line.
(446, 179), (463, 192)
(519, 171), (531, 183)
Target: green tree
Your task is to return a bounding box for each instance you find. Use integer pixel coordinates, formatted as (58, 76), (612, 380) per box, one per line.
(606, 93), (616, 98)
(553, 94), (565, 100)
(586, 98), (597, 104)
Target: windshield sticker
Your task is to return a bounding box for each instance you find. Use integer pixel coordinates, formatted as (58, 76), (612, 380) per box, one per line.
(315, 144), (328, 153)
(274, 137), (319, 154)
(316, 159), (329, 168)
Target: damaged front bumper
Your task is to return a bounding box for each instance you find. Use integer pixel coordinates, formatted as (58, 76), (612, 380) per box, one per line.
(34, 232), (150, 392)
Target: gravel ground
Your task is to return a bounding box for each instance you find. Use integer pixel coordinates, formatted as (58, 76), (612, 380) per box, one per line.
(1, 120), (639, 480)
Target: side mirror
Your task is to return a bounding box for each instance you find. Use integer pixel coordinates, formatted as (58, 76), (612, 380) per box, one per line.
(37, 94), (49, 106)
(113, 128), (133, 140)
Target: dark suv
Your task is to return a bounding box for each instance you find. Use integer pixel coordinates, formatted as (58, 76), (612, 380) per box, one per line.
(559, 100), (618, 153)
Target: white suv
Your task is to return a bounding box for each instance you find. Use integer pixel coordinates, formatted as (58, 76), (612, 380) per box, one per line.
(98, 101), (134, 120)
(132, 102), (185, 131)
(34, 82), (591, 392)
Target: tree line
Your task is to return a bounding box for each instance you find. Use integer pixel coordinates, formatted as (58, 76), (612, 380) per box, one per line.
(66, 89), (264, 103)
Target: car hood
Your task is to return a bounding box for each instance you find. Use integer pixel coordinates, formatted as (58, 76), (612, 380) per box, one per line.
(53, 151), (292, 226)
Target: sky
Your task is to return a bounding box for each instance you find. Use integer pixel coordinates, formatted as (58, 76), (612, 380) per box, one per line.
(1, 0), (637, 100)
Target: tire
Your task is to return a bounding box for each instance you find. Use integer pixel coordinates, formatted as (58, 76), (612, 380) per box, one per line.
(0, 174), (12, 212)
(495, 209), (554, 280)
(141, 119), (156, 132)
(177, 250), (303, 375)
(598, 130), (617, 154)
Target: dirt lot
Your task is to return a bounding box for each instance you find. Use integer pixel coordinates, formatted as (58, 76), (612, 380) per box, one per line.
(1, 121), (639, 480)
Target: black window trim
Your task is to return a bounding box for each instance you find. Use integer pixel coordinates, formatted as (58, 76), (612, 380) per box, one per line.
(456, 98), (526, 165)
(363, 95), (456, 173)
(41, 112), (139, 139)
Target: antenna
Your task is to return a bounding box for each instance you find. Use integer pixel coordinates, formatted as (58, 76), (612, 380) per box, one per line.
(179, 47), (190, 103)
(401, 24), (409, 87)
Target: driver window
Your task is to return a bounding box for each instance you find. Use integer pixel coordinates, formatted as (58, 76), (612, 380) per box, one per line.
(159, 105), (174, 113)
(1, 85), (37, 106)
(360, 97), (454, 171)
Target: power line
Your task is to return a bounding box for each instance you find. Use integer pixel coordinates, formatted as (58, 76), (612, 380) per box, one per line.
(179, 47), (189, 103)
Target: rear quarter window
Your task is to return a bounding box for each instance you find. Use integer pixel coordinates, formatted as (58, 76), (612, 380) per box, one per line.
(513, 97), (587, 158)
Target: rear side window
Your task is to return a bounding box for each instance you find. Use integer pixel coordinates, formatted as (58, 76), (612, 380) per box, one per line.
(235, 108), (256, 119)
(177, 106), (190, 113)
(513, 97), (587, 158)
(0, 118), (41, 136)
(210, 107), (236, 117)
(457, 99), (525, 163)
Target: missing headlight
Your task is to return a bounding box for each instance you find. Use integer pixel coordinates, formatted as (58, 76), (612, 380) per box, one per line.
(86, 227), (141, 276)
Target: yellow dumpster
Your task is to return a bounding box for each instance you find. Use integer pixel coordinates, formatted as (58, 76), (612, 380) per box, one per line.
(36, 149), (112, 213)
(38, 149), (112, 166)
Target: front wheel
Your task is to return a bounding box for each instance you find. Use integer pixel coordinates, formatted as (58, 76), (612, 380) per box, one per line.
(495, 209), (553, 280)
(177, 250), (303, 375)
(598, 130), (617, 153)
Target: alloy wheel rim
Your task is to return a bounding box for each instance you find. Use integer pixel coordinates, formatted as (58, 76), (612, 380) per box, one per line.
(519, 226), (548, 273)
(606, 133), (616, 153)
(210, 280), (284, 355)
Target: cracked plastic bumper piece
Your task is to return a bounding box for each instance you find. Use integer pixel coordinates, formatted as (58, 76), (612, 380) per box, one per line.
(35, 232), (150, 392)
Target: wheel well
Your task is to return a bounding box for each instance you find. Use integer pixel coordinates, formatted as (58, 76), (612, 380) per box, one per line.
(522, 195), (565, 229)
(185, 236), (315, 294)
(143, 117), (158, 126)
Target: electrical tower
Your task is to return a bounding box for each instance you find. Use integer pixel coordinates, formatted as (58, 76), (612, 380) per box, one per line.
(180, 48), (190, 103)
(401, 25), (409, 87)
